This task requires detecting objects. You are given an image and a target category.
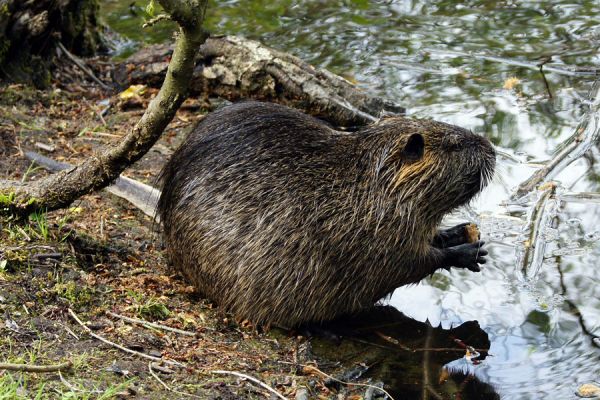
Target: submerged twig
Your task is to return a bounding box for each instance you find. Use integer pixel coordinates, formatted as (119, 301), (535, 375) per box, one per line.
(559, 191), (600, 204)
(514, 81), (600, 199)
(281, 362), (395, 400)
(428, 48), (600, 77)
(518, 183), (557, 277)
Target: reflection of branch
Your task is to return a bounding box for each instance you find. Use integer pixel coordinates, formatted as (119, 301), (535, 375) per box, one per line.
(539, 66), (553, 99)
(421, 325), (432, 400)
(560, 192), (600, 203)
(519, 184), (556, 277)
(556, 261), (600, 349)
(427, 48), (600, 77)
(514, 82), (600, 199)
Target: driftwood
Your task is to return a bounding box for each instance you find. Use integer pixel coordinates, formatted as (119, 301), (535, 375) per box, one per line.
(113, 36), (404, 128)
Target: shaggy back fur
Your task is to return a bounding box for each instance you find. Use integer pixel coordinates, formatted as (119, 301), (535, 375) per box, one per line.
(157, 101), (495, 327)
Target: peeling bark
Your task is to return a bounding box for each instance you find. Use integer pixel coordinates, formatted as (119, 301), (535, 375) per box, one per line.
(113, 36), (404, 128)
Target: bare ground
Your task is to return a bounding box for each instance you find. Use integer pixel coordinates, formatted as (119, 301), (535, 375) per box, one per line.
(0, 70), (341, 399)
(0, 61), (493, 400)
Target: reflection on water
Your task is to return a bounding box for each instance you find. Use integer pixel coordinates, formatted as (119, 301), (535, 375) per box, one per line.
(312, 306), (498, 399)
(101, 1), (600, 398)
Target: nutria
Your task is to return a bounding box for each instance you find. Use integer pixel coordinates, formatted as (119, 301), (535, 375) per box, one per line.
(157, 101), (495, 327)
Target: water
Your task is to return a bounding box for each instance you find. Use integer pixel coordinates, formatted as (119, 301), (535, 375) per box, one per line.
(101, 1), (600, 399)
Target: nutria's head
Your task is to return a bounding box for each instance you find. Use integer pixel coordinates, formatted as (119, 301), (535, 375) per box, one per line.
(366, 117), (495, 215)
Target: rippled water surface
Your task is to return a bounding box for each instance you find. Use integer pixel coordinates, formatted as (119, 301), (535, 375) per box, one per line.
(102, 1), (600, 398)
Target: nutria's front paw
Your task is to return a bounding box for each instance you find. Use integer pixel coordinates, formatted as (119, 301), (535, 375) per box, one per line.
(445, 241), (487, 272)
(433, 223), (475, 248)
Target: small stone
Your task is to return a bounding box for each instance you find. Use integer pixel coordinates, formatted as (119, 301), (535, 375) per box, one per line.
(577, 383), (600, 398)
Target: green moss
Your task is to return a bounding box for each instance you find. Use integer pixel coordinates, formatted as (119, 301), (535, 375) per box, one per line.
(136, 298), (171, 321)
(0, 191), (15, 206)
(54, 281), (94, 306)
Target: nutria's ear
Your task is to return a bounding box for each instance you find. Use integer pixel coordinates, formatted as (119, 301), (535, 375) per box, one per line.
(401, 133), (424, 162)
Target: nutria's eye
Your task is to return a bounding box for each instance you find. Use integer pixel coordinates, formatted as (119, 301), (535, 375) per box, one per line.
(402, 133), (424, 162)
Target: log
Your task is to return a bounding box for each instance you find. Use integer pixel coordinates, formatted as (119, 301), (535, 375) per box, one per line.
(112, 36), (404, 128)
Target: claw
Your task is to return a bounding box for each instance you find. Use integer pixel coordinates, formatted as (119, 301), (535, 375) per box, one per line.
(469, 264), (481, 272)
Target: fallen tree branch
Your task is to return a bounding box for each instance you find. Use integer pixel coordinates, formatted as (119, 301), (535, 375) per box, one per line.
(113, 35), (404, 128)
(24, 151), (160, 219)
(0, 360), (72, 373)
(0, 0), (208, 218)
(513, 81), (600, 199)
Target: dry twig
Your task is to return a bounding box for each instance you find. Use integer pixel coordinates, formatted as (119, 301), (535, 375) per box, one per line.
(284, 363), (395, 400)
(56, 41), (112, 91)
(107, 311), (197, 336)
(67, 308), (184, 368)
(149, 362), (203, 399)
(212, 370), (288, 400)
(0, 360), (72, 373)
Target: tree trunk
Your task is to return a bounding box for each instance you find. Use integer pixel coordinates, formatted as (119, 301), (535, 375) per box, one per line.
(0, 0), (106, 87)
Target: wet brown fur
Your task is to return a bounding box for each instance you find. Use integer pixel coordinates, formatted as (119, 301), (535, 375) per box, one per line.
(157, 101), (496, 327)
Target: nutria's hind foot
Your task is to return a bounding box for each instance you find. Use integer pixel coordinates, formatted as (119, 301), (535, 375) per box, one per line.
(433, 222), (479, 248)
(442, 240), (488, 272)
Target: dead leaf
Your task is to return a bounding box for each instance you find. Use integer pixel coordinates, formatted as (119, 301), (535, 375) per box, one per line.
(119, 85), (147, 100)
(503, 77), (521, 90)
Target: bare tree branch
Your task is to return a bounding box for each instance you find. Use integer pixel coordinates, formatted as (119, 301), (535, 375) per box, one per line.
(0, 0), (208, 218)
(513, 81), (600, 199)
